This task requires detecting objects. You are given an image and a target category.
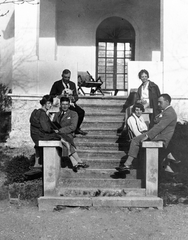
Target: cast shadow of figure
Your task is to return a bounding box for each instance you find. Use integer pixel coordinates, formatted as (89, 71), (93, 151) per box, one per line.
(159, 122), (188, 179)
(117, 89), (137, 135)
(111, 90), (137, 179)
(110, 148), (145, 185)
(116, 89), (137, 153)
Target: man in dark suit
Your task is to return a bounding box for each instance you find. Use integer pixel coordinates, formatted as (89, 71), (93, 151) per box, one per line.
(50, 69), (87, 135)
(117, 93), (177, 171)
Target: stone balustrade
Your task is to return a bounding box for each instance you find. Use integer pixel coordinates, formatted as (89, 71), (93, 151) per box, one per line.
(142, 141), (163, 197)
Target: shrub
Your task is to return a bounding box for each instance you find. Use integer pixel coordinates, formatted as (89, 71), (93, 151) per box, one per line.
(8, 179), (42, 200)
(2, 154), (43, 201)
(0, 83), (11, 141)
(4, 155), (31, 184)
(0, 83), (11, 112)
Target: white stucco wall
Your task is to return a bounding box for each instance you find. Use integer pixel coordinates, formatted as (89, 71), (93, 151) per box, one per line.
(162, 0), (188, 97)
(0, 3), (14, 88)
(36, 0), (160, 94)
(56, 0), (160, 76)
(161, 0), (188, 121)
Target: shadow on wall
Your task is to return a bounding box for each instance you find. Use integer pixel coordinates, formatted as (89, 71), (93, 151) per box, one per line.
(1, 11), (14, 40)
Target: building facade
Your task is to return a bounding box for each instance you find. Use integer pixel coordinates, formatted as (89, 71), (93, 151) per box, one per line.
(0, 0), (188, 147)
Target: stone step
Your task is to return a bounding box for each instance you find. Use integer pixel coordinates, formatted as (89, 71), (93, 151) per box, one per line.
(59, 178), (142, 188)
(77, 149), (127, 160)
(80, 104), (124, 114)
(76, 142), (128, 151)
(81, 128), (118, 135)
(78, 96), (127, 105)
(72, 159), (143, 174)
(58, 187), (146, 197)
(62, 158), (123, 169)
(38, 196), (163, 211)
(74, 135), (126, 143)
(82, 121), (123, 129)
(84, 113), (125, 122)
(76, 159), (122, 169)
(60, 168), (138, 179)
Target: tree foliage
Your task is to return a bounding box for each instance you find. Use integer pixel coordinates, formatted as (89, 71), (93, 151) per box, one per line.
(0, 0), (39, 17)
(0, 83), (11, 112)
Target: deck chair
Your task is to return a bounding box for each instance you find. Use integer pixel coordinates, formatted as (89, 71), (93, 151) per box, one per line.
(77, 71), (104, 95)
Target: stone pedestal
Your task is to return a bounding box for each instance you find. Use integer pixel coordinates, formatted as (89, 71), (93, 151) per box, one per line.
(142, 141), (163, 196)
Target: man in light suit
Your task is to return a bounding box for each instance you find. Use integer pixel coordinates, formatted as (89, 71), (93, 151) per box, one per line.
(53, 97), (79, 142)
(50, 69), (87, 135)
(117, 93), (177, 171)
(53, 96), (89, 172)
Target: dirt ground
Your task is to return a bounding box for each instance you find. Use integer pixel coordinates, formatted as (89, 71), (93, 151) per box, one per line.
(1, 122), (188, 240)
(0, 200), (188, 240)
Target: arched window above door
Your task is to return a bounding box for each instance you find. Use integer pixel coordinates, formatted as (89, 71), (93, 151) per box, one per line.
(96, 17), (135, 93)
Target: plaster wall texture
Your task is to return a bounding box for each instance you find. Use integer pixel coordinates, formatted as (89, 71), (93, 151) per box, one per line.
(6, 97), (41, 148)
(12, 3), (39, 94)
(162, 0), (188, 98)
(55, 0), (160, 72)
(0, 3), (14, 87)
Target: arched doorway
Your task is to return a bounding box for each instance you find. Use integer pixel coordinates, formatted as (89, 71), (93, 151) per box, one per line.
(96, 17), (135, 93)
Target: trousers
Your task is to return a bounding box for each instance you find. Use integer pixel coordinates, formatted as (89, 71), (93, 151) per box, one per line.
(69, 104), (85, 129)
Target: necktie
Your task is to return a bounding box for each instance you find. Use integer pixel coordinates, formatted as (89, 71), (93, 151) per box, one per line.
(64, 82), (69, 89)
(61, 111), (66, 120)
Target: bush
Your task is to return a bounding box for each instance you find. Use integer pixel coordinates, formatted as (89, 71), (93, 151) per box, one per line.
(1, 154), (43, 201)
(0, 83), (11, 142)
(4, 155), (31, 184)
(0, 83), (11, 112)
(8, 179), (42, 200)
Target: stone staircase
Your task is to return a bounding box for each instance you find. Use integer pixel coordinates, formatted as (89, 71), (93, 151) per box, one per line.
(52, 96), (162, 209)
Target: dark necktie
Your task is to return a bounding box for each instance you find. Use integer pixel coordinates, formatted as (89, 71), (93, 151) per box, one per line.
(60, 111), (66, 121)
(64, 82), (69, 88)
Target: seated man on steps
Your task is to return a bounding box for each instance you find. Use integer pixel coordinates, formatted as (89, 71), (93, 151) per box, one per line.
(116, 93), (178, 172)
(50, 69), (88, 136)
(52, 96), (89, 172)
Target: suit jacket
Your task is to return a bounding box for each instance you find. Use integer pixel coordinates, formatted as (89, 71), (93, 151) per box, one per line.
(50, 79), (79, 102)
(147, 106), (177, 148)
(53, 109), (78, 141)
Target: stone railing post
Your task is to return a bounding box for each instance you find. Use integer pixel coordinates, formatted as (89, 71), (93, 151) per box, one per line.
(142, 141), (163, 196)
(38, 141), (63, 196)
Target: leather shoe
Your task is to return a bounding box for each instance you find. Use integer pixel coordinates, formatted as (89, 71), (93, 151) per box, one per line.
(116, 165), (133, 172)
(75, 129), (88, 135)
(72, 164), (80, 172)
(78, 162), (89, 168)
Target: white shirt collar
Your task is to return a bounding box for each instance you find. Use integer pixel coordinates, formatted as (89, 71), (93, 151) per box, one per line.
(162, 105), (171, 112)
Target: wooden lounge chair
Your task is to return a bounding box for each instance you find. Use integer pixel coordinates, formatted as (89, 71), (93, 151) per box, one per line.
(77, 71), (104, 95)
